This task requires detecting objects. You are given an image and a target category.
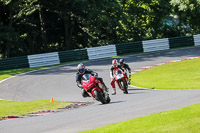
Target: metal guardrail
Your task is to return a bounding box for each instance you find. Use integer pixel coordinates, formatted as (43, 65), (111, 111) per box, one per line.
(58, 49), (88, 63)
(0, 56), (29, 70)
(0, 34), (200, 70)
(87, 45), (117, 60)
(143, 38), (169, 52)
(193, 34), (200, 46)
(115, 41), (143, 55)
(169, 36), (194, 48)
(28, 52), (60, 68)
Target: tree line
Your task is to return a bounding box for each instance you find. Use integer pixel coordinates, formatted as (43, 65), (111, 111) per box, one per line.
(0, 0), (200, 58)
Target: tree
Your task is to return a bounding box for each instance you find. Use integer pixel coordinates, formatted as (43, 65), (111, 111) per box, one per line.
(0, 0), (22, 57)
(120, 0), (171, 41)
(2, 0), (195, 58)
(41, 0), (124, 50)
(170, 0), (200, 34)
(0, 0), (51, 57)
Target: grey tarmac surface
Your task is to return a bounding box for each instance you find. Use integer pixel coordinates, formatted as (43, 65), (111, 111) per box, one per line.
(0, 46), (200, 133)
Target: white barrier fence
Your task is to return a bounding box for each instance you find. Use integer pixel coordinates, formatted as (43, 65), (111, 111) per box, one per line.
(28, 52), (60, 68)
(142, 38), (169, 52)
(26, 34), (199, 68)
(193, 34), (200, 46)
(87, 45), (117, 60)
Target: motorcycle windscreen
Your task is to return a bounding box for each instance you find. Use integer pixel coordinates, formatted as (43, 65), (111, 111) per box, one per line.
(115, 70), (124, 80)
(82, 74), (90, 82)
(116, 74), (124, 80)
(115, 70), (122, 75)
(82, 74), (90, 89)
(81, 74), (96, 91)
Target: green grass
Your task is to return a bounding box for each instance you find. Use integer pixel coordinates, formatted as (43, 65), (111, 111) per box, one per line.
(0, 67), (48, 81)
(0, 100), (71, 118)
(80, 57), (200, 133)
(0, 60), (87, 119)
(80, 103), (200, 133)
(132, 58), (200, 89)
(0, 59), (89, 81)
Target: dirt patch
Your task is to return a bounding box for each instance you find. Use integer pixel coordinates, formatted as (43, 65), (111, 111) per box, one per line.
(0, 101), (94, 121)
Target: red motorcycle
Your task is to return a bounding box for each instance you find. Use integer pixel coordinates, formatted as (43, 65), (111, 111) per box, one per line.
(82, 73), (111, 104)
(113, 68), (128, 94)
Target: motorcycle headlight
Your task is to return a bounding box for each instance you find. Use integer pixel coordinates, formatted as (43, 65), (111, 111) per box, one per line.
(117, 74), (123, 79)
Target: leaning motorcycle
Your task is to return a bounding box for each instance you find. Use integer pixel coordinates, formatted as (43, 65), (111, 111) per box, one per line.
(81, 73), (111, 104)
(113, 68), (128, 94)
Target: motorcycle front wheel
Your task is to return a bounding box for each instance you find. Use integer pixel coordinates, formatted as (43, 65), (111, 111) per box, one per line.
(105, 95), (111, 103)
(122, 79), (128, 94)
(93, 90), (108, 104)
(118, 80), (128, 94)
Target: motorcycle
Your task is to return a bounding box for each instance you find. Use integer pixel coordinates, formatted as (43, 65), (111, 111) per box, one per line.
(81, 73), (111, 104)
(113, 68), (128, 94)
(121, 67), (131, 85)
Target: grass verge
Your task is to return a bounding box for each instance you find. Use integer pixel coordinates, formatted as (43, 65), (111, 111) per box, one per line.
(0, 100), (71, 118)
(0, 67), (48, 81)
(132, 58), (200, 89)
(0, 59), (89, 81)
(80, 103), (200, 133)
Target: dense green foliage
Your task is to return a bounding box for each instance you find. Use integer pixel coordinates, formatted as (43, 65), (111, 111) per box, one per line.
(0, 0), (199, 58)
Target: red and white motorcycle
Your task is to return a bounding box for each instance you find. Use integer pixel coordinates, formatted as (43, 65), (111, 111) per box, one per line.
(113, 68), (128, 94)
(82, 73), (111, 104)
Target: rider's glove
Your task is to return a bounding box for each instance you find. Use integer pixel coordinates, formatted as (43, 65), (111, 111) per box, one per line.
(94, 73), (98, 78)
(92, 72), (98, 77)
(77, 82), (82, 88)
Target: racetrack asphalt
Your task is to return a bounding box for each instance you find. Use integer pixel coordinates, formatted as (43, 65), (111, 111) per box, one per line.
(0, 46), (200, 133)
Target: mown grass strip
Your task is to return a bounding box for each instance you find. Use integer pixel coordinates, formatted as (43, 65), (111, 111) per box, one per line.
(132, 58), (200, 89)
(0, 59), (89, 81)
(0, 67), (47, 81)
(80, 103), (200, 133)
(0, 100), (71, 118)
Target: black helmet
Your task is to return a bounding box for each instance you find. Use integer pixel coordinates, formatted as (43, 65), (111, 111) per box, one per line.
(119, 59), (125, 65)
(77, 63), (85, 74)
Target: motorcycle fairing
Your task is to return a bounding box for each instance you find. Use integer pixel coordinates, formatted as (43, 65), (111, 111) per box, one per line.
(82, 74), (102, 97)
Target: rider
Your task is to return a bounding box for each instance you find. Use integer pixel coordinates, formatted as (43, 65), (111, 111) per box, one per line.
(119, 58), (131, 85)
(110, 59), (124, 95)
(76, 63), (108, 98)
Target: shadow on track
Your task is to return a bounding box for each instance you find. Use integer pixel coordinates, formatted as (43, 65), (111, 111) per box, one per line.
(128, 88), (153, 91)
(108, 100), (125, 104)
(127, 92), (148, 95)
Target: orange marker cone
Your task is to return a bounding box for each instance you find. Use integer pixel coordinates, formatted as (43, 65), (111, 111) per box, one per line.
(170, 60), (172, 64)
(50, 97), (53, 103)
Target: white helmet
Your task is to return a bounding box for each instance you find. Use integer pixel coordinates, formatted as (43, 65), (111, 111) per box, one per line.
(77, 63), (85, 74)
(112, 59), (118, 68)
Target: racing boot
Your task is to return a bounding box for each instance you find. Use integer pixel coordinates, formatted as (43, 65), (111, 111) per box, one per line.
(100, 82), (109, 92)
(128, 75), (131, 85)
(112, 88), (116, 95)
(128, 79), (131, 85)
(105, 86), (109, 92)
